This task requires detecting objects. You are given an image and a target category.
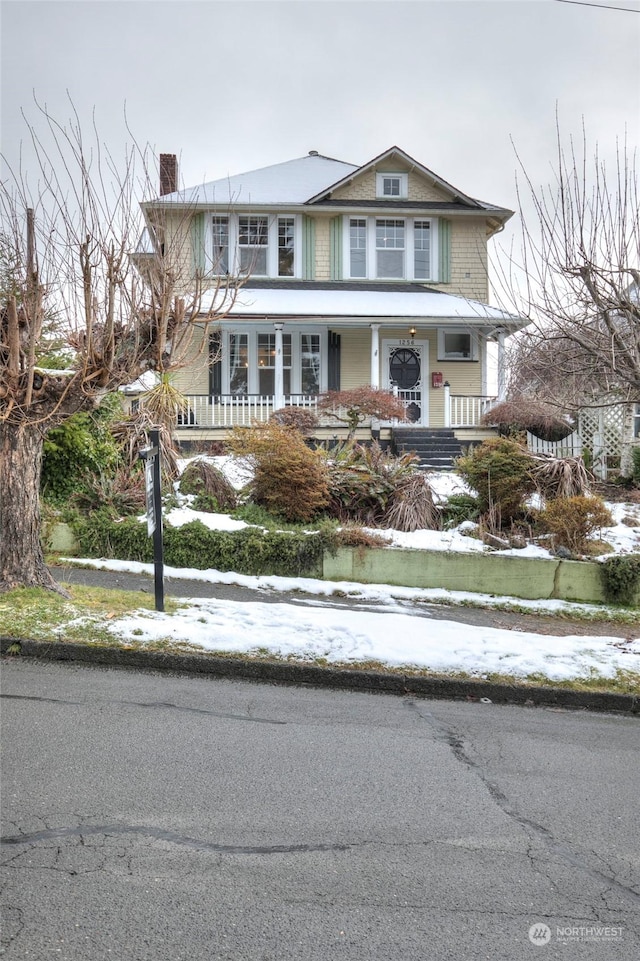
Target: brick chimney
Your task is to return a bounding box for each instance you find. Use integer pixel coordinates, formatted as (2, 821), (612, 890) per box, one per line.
(159, 154), (178, 196)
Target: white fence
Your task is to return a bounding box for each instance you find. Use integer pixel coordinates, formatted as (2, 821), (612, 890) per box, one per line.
(526, 431), (583, 458)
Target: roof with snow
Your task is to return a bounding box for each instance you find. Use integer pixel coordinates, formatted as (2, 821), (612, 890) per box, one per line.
(203, 282), (525, 328)
(146, 146), (511, 218)
(151, 153), (359, 207)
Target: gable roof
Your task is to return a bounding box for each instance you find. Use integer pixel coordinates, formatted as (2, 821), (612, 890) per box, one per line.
(307, 145), (481, 207)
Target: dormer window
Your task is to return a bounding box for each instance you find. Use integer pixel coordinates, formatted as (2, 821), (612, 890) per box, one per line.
(376, 172), (408, 199)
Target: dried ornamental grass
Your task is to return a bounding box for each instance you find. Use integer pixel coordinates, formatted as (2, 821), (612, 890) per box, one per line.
(383, 473), (441, 532)
(530, 453), (592, 501)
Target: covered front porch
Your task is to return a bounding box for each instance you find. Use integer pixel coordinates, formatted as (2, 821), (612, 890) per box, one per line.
(170, 386), (498, 432)
(137, 282), (525, 440)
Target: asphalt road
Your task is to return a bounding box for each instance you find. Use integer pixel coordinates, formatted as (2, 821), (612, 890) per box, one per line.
(1, 660), (638, 960)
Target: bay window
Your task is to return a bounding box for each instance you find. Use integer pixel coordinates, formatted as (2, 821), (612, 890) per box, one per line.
(278, 218), (295, 277)
(220, 329), (325, 396)
(206, 213), (300, 277)
(346, 216), (438, 281)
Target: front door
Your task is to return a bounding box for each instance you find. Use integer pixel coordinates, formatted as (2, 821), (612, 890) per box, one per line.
(384, 339), (428, 426)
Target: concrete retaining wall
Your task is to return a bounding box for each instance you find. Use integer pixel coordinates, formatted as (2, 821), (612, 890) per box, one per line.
(47, 523), (637, 606)
(322, 547), (634, 605)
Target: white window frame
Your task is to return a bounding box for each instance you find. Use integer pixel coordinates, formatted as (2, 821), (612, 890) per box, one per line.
(376, 172), (408, 199)
(437, 327), (478, 361)
(221, 327), (328, 395)
(344, 216), (439, 281)
(634, 403), (640, 438)
(206, 214), (301, 278)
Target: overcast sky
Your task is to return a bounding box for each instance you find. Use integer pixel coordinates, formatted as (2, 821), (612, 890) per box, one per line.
(1, 0), (639, 294)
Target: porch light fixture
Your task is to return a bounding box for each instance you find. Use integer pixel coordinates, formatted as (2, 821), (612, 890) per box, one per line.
(409, 327), (416, 341)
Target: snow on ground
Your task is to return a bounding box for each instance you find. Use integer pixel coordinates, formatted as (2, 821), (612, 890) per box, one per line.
(65, 557), (640, 683)
(63, 465), (639, 683)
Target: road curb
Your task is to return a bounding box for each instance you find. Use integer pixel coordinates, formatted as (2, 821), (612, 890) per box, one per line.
(2, 636), (638, 714)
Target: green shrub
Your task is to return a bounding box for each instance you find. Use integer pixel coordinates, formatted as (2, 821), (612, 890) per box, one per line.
(456, 438), (536, 524)
(600, 554), (640, 605)
(71, 512), (326, 577)
(42, 396), (122, 504)
(440, 493), (481, 529)
(536, 495), (613, 554)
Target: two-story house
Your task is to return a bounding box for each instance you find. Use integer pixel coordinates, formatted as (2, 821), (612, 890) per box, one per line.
(134, 146), (526, 450)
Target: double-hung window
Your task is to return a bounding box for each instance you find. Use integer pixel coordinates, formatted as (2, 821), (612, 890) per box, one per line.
(413, 221), (431, 279)
(350, 219), (367, 278)
(212, 217), (229, 273)
(347, 216), (437, 281)
(208, 214), (298, 277)
(278, 218), (295, 277)
(239, 216), (269, 274)
(376, 219), (405, 278)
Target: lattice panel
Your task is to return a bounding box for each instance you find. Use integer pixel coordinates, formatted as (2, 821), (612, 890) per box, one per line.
(578, 407), (626, 456)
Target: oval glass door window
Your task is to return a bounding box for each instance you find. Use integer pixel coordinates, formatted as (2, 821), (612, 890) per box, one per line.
(390, 348), (420, 390)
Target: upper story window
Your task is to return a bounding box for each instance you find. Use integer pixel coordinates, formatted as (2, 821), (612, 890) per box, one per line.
(376, 172), (408, 199)
(278, 218), (295, 277)
(376, 219), (405, 278)
(239, 216), (269, 274)
(206, 213), (299, 278)
(212, 217), (229, 273)
(346, 216), (438, 281)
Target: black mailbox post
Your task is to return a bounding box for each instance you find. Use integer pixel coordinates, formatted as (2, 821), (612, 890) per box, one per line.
(139, 428), (165, 612)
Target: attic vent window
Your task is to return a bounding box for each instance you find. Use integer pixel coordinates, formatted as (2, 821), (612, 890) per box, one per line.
(376, 172), (408, 199)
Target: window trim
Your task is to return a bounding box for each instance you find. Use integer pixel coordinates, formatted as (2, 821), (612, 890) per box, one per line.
(376, 172), (408, 199)
(205, 213), (301, 278)
(221, 327), (327, 395)
(344, 216), (439, 281)
(437, 327), (478, 362)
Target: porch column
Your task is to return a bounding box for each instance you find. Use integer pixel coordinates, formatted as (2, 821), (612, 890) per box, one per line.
(370, 323), (380, 388)
(497, 331), (507, 401)
(274, 322), (285, 410)
(443, 382), (451, 428)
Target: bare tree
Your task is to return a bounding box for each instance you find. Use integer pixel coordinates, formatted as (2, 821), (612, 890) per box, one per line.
(0, 102), (239, 593)
(499, 122), (640, 412)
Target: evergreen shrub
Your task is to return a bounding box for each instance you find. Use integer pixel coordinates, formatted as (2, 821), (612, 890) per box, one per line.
(456, 438), (536, 524)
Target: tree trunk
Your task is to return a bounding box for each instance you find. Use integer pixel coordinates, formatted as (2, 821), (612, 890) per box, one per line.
(0, 422), (67, 594)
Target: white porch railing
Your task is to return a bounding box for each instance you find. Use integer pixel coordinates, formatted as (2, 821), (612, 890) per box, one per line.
(447, 392), (497, 428)
(170, 394), (319, 429)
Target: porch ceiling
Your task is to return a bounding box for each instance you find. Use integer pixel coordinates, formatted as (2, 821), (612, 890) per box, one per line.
(202, 284), (526, 330)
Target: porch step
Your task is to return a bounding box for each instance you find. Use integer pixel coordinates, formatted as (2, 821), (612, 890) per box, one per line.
(392, 428), (463, 471)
